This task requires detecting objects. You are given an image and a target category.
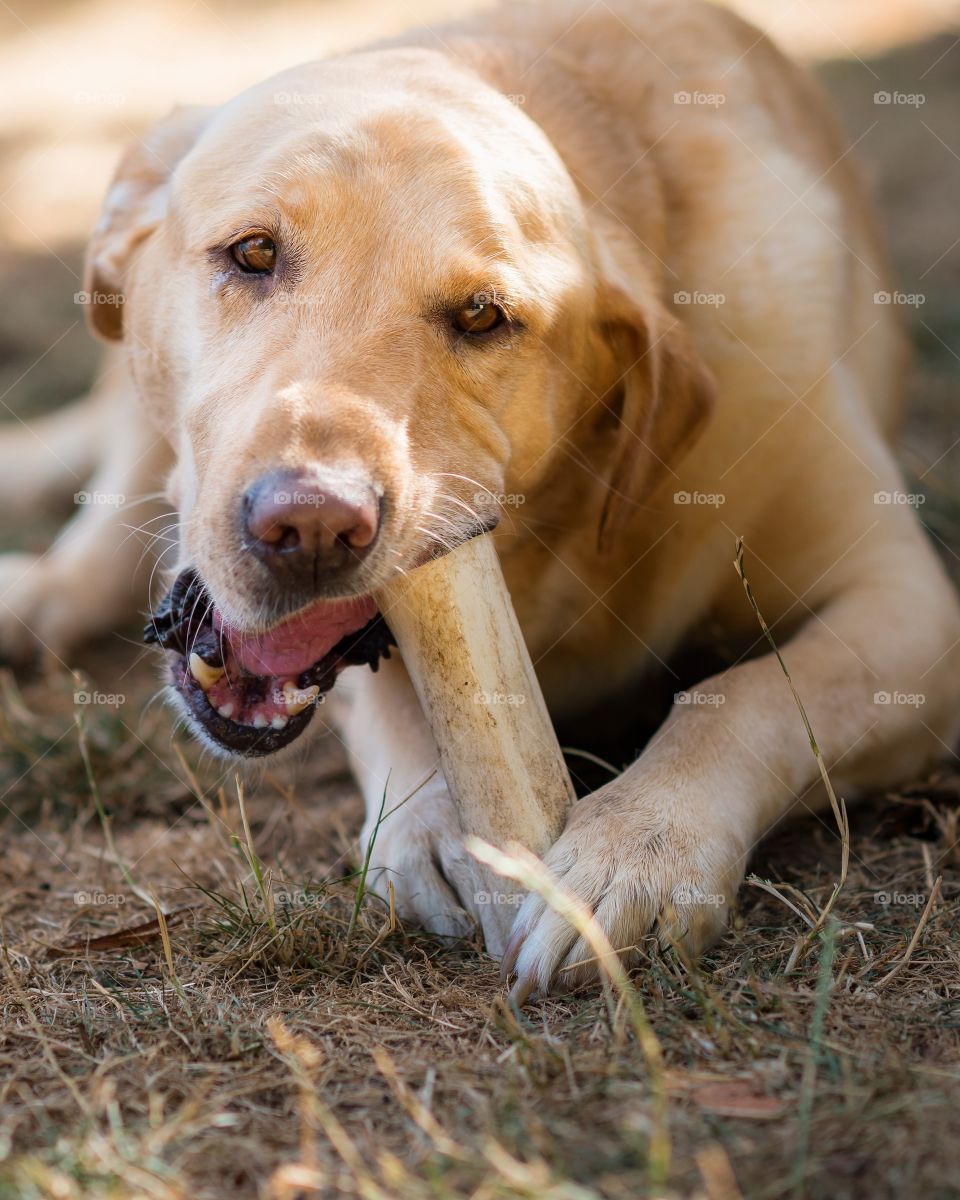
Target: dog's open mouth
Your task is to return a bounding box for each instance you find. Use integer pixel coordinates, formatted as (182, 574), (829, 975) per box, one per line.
(144, 569), (395, 756)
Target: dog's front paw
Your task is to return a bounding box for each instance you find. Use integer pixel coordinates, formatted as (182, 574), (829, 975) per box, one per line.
(501, 780), (746, 1001)
(361, 788), (517, 954)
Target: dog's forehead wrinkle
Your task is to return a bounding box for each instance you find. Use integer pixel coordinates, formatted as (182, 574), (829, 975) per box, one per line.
(174, 56), (580, 255)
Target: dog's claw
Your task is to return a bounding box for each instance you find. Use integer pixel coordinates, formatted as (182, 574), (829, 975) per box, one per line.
(508, 972), (537, 1007)
(500, 925), (525, 984)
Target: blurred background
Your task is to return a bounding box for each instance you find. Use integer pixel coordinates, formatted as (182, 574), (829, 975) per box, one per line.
(0, 0), (959, 552)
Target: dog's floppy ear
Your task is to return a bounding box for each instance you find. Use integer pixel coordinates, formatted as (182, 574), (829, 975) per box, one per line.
(594, 252), (716, 551)
(83, 105), (211, 341)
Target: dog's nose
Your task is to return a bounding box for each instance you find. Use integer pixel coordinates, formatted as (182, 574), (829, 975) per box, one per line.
(242, 467), (380, 581)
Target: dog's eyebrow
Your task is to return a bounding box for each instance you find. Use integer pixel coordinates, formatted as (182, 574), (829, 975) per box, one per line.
(186, 202), (286, 253)
(422, 281), (527, 332)
(429, 280), (518, 309)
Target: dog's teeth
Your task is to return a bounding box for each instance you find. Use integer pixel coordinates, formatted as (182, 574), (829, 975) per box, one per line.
(217, 703), (234, 719)
(252, 714), (268, 729)
(283, 681), (320, 716)
(271, 715), (288, 730)
(189, 652), (224, 691)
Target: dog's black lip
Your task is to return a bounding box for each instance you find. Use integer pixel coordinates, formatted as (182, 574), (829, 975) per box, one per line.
(146, 569), (395, 757)
(177, 663), (317, 756)
(144, 567), (209, 654)
(169, 613), (394, 757)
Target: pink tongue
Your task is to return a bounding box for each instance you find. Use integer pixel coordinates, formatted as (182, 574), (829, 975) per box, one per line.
(215, 596), (377, 677)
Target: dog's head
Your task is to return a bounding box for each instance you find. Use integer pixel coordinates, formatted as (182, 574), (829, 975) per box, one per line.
(86, 46), (712, 757)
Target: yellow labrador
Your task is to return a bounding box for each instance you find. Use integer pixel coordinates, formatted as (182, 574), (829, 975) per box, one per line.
(3, 0), (958, 998)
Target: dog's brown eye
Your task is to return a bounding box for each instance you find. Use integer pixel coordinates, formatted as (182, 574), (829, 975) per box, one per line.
(231, 234), (276, 274)
(453, 299), (504, 335)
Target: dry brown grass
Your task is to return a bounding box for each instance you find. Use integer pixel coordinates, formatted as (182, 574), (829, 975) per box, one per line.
(0, 643), (959, 1200)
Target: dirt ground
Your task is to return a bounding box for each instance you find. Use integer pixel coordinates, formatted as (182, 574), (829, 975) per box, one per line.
(1, 2), (960, 1198)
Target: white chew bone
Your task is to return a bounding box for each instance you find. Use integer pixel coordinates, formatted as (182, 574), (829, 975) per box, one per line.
(375, 533), (574, 951)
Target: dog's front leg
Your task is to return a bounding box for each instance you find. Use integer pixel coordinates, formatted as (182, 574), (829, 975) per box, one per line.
(0, 376), (172, 662)
(329, 654), (516, 949)
(502, 538), (960, 1000)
